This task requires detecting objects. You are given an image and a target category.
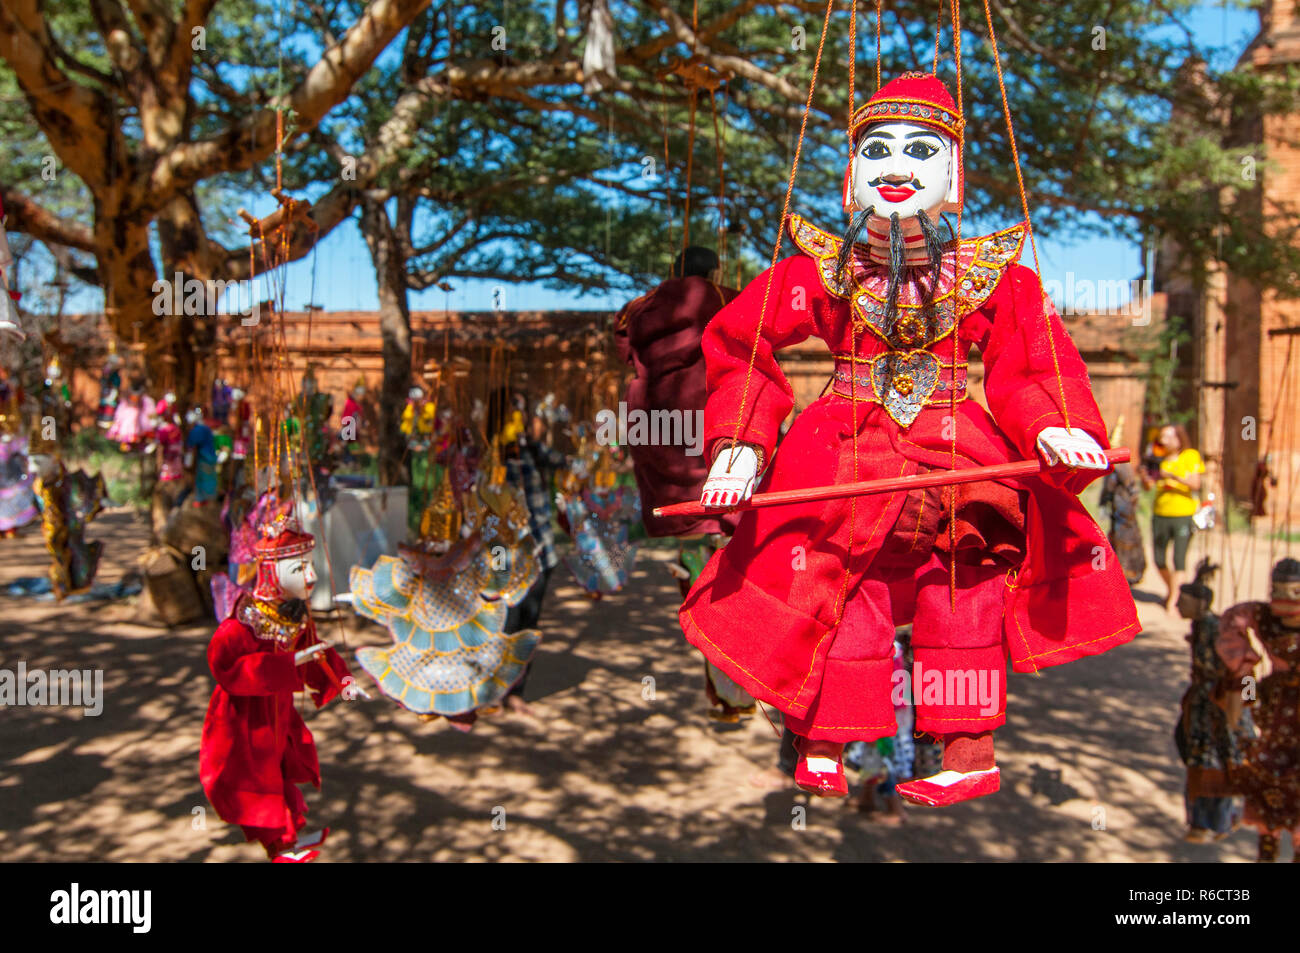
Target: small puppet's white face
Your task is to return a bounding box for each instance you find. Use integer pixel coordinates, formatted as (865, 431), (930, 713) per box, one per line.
(275, 555), (316, 600)
(851, 121), (956, 223)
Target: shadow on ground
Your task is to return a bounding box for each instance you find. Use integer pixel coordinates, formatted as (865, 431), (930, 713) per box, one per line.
(0, 512), (1271, 861)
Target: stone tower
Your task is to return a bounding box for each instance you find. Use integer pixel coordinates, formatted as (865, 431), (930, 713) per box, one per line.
(1180, 2), (1300, 529)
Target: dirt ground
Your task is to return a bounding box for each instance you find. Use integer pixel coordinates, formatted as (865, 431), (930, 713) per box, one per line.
(0, 504), (1289, 862)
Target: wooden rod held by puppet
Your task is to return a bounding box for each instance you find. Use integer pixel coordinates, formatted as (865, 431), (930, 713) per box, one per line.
(653, 447), (1131, 518)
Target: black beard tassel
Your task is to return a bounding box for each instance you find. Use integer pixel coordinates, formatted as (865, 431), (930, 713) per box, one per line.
(883, 212), (904, 327)
(915, 209), (948, 336)
(280, 598), (308, 622)
(834, 205), (875, 287)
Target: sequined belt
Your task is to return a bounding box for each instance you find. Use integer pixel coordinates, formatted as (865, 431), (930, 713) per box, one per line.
(830, 354), (967, 427)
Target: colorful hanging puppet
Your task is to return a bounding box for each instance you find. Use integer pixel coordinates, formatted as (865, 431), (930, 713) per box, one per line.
(106, 380), (156, 452)
(199, 510), (352, 863)
(36, 356), (72, 447)
(211, 378), (233, 423)
(154, 396), (185, 483)
(1174, 562), (1249, 842)
(0, 379), (37, 536)
(350, 469), (541, 729)
(339, 377), (368, 462)
(555, 426), (640, 596)
(31, 456), (106, 600)
(679, 72), (1139, 805)
(97, 351), (123, 430)
(185, 406), (219, 503)
(400, 385), (437, 451)
(291, 367), (333, 470)
(231, 389), (254, 461)
(1215, 557), (1300, 862)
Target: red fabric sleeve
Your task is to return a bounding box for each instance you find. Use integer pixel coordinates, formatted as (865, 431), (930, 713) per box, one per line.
(701, 254), (822, 466)
(207, 619), (301, 696)
(975, 263), (1109, 492)
(297, 621), (351, 708)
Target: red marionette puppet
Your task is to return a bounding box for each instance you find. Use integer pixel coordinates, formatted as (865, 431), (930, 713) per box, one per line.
(681, 72), (1140, 806)
(199, 510), (357, 862)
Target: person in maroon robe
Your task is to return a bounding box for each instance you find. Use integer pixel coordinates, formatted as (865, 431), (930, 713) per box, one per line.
(615, 247), (755, 721)
(614, 246), (740, 539)
(199, 511), (354, 862)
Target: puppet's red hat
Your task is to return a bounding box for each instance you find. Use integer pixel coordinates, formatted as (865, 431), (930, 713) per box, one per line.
(843, 72), (965, 214)
(850, 71), (963, 142)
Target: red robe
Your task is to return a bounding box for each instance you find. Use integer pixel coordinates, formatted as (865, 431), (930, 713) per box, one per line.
(614, 276), (741, 538)
(199, 609), (350, 844)
(680, 215), (1140, 740)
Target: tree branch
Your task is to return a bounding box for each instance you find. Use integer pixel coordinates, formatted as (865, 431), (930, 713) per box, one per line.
(153, 0), (434, 200)
(0, 0), (115, 186)
(0, 187), (97, 253)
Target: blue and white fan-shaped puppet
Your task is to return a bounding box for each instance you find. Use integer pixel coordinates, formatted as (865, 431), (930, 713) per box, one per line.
(350, 472), (542, 720)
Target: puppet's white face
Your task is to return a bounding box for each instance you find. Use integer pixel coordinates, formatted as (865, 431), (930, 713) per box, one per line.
(851, 121), (956, 222)
(275, 555), (316, 600)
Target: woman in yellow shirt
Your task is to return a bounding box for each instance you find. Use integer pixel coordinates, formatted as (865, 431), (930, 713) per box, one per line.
(1142, 424), (1204, 610)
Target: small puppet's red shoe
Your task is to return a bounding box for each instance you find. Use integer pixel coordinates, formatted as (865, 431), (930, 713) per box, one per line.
(272, 848), (321, 863)
(895, 767), (1000, 808)
(794, 748), (849, 798)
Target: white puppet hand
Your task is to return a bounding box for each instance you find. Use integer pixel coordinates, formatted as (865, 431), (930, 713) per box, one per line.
(1036, 426), (1109, 470)
(340, 674), (372, 701)
(701, 444), (760, 508)
(294, 641), (331, 666)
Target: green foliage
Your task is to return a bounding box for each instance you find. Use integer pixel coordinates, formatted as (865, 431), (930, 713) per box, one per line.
(1140, 312), (1195, 426)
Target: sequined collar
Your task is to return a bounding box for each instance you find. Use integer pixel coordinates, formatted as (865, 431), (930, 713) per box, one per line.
(238, 598), (308, 647)
(787, 213), (1027, 349)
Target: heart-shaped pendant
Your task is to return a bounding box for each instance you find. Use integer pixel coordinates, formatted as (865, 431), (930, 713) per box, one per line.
(870, 351), (941, 427)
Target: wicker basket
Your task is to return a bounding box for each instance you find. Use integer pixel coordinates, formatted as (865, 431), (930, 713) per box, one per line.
(139, 545), (205, 626)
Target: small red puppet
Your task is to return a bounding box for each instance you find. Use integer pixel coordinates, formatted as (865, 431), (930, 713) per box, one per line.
(199, 509), (353, 862)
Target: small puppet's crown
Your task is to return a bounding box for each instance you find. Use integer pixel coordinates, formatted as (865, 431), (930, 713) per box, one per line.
(254, 508), (315, 561)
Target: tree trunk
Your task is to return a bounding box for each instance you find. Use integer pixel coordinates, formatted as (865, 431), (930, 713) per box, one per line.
(94, 197), (166, 391)
(157, 192), (221, 405)
(359, 198), (412, 486)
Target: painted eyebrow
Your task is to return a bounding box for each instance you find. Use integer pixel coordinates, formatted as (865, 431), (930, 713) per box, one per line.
(905, 131), (942, 140)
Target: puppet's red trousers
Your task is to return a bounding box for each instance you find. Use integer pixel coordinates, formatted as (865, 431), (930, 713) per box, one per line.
(783, 548), (1008, 742)
(239, 780), (308, 858)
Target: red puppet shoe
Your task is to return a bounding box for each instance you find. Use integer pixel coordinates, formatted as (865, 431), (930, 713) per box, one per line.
(793, 741), (849, 798)
(272, 848), (321, 863)
(895, 767), (1000, 808)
